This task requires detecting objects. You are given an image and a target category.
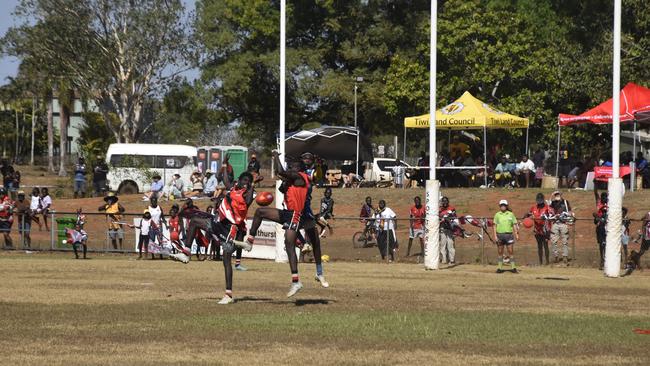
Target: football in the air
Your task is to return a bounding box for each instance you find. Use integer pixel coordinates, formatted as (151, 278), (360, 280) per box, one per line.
(255, 191), (274, 206)
(522, 217), (534, 229)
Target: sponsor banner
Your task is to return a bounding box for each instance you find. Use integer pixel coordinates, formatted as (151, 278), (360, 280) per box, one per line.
(593, 166), (632, 181)
(132, 218), (279, 260)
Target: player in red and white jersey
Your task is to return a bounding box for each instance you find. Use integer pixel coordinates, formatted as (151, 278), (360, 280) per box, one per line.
(246, 150), (309, 298)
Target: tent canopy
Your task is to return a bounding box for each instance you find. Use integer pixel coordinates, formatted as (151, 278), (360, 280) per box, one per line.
(559, 83), (650, 126)
(285, 125), (370, 161)
(404, 91), (529, 130)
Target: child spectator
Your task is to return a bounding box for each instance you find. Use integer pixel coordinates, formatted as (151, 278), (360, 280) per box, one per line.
(131, 210), (152, 259)
(29, 188), (42, 230)
(40, 188), (52, 231)
(316, 187), (334, 238)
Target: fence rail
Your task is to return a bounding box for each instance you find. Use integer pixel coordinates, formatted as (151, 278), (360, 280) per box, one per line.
(1, 211), (648, 269)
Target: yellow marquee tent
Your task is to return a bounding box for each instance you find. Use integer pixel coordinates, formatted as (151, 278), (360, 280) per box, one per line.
(402, 92), (530, 187)
(403, 91), (529, 129)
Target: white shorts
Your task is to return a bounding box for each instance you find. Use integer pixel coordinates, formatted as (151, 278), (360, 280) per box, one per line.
(410, 228), (425, 239)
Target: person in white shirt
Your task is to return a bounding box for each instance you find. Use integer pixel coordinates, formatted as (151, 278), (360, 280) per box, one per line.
(390, 159), (406, 188)
(40, 188), (52, 231)
(166, 173), (185, 199)
(515, 155), (536, 188)
(375, 199), (398, 262)
(131, 211), (152, 259)
(29, 187), (43, 230)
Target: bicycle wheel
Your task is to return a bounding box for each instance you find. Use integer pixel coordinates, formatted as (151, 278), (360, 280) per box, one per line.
(352, 231), (367, 248)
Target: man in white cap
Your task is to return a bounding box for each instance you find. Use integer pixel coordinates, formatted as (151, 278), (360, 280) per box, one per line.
(493, 199), (519, 273)
(549, 190), (573, 265)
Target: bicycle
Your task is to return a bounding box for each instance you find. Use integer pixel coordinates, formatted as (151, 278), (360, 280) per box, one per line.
(352, 219), (378, 248)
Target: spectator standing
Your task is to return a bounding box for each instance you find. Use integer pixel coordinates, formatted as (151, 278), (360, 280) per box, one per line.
(359, 196), (374, 227)
(558, 145), (571, 187)
(460, 151), (475, 187)
(375, 200), (397, 262)
(439, 196), (457, 264)
(407, 196), (425, 258)
(0, 187), (14, 248)
(515, 155), (535, 188)
(203, 170), (218, 197)
(1, 160), (14, 190)
(40, 188), (52, 231)
(218, 155), (235, 186)
(9, 170), (20, 200)
(29, 188), (42, 230)
(92, 157), (109, 197)
(247, 153), (262, 183)
(592, 187), (608, 270)
(636, 151), (649, 188)
(316, 187), (334, 238)
(566, 162), (583, 188)
(14, 190), (31, 248)
(147, 196), (166, 258)
(524, 193), (552, 265)
(549, 191), (573, 265)
(73, 157), (88, 198)
(532, 148), (546, 187)
(390, 159), (406, 188)
(98, 192), (126, 250)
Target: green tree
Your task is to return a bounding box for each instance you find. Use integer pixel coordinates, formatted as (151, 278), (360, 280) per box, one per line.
(3, 0), (195, 143)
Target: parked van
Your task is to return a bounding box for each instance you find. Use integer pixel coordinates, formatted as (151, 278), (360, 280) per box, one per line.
(365, 158), (411, 181)
(106, 144), (197, 194)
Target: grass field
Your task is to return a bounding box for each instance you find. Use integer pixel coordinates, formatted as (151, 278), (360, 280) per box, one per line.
(1, 252), (649, 365)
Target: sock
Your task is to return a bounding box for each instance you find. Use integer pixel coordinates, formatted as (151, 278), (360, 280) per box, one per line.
(316, 263), (323, 276)
(291, 273), (299, 283)
(235, 259), (241, 267)
(510, 257), (516, 269)
(498, 256), (503, 270)
(225, 289), (232, 298)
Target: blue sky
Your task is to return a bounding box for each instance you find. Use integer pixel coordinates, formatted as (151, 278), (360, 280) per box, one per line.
(0, 0), (198, 86)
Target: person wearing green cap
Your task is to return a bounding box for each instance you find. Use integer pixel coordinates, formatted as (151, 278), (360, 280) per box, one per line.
(493, 199), (519, 273)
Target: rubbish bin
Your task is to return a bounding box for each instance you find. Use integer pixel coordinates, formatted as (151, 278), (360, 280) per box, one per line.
(55, 217), (77, 249)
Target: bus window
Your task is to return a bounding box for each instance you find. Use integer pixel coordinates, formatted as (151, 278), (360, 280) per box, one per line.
(109, 154), (154, 168)
(155, 156), (188, 169)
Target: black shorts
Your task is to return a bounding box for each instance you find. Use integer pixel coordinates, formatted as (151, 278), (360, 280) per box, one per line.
(279, 209), (301, 231)
(0, 220), (11, 232)
(496, 233), (515, 245)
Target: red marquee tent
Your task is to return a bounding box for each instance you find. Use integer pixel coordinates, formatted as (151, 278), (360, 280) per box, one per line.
(555, 83), (650, 187)
(559, 83), (650, 126)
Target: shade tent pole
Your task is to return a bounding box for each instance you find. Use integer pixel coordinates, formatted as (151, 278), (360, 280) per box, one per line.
(483, 125), (487, 187)
(631, 121), (637, 192)
(403, 126), (407, 161)
(555, 123), (561, 183)
(605, 0), (623, 278)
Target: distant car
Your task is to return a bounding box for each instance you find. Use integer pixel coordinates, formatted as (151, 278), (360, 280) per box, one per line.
(366, 158), (411, 181)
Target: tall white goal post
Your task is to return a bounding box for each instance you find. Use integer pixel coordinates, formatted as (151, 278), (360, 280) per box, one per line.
(424, 0), (440, 270)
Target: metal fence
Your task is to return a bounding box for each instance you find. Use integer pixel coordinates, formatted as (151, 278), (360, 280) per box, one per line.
(2, 212), (649, 269)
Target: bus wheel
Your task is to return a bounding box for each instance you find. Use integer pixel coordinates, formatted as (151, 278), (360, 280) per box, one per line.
(119, 182), (138, 195)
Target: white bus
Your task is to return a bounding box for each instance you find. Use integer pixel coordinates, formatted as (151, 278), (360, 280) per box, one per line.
(106, 143), (198, 194)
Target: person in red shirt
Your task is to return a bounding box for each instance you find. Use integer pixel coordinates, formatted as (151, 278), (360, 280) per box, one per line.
(524, 193), (552, 265)
(407, 196), (425, 258)
(247, 150), (309, 298)
(439, 196), (457, 264)
(0, 187), (14, 248)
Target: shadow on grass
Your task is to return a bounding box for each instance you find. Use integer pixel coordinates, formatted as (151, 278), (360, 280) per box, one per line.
(233, 297), (336, 306)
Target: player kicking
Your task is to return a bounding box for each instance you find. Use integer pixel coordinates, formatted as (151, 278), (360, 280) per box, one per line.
(245, 150), (314, 297)
(171, 172), (255, 305)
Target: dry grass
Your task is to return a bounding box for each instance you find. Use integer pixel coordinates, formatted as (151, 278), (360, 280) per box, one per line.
(0, 252), (649, 365)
